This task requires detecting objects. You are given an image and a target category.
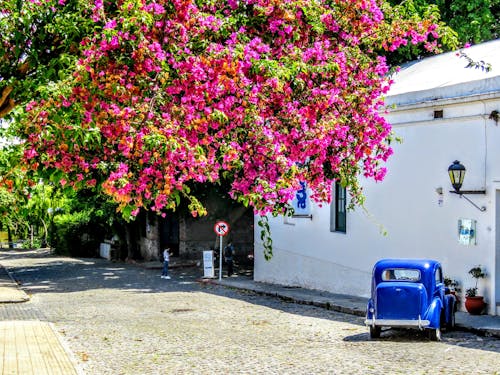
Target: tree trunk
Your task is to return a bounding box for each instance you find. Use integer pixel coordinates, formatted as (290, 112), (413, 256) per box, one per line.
(40, 219), (48, 247)
(7, 226), (12, 248)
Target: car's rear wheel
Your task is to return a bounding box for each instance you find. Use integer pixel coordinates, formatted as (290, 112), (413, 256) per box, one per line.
(446, 307), (456, 330)
(428, 327), (441, 341)
(369, 326), (381, 339)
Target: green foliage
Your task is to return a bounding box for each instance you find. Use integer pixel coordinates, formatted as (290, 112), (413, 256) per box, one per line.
(466, 265), (486, 297)
(22, 237), (42, 249)
(0, 0), (94, 109)
(258, 215), (273, 261)
(51, 210), (103, 257)
(389, 0), (498, 63)
(465, 287), (478, 297)
(48, 188), (124, 256)
(0, 186), (25, 240)
(436, 0), (500, 44)
(468, 266), (485, 279)
(385, 0), (459, 64)
(0, 143), (30, 240)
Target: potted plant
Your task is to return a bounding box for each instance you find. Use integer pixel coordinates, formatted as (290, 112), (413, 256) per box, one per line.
(444, 277), (461, 294)
(465, 266), (486, 315)
(444, 277), (461, 307)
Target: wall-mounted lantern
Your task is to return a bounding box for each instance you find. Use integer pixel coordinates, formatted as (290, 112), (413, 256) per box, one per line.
(448, 160), (486, 211)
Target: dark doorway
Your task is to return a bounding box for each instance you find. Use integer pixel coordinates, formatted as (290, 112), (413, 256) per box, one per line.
(159, 213), (180, 257)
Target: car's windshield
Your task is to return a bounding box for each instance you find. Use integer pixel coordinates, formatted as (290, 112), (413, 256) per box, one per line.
(381, 268), (420, 281)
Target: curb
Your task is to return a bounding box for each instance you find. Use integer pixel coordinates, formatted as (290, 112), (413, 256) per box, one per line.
(238, 287), (367, 317)
(0, 265), (30, 303)
(454, 323), (500, 339)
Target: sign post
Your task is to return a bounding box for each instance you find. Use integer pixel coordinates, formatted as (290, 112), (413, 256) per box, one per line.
(214, 221), (230, 280)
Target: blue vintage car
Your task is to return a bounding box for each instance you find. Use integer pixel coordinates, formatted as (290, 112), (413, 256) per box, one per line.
(365, 259), (456, 341)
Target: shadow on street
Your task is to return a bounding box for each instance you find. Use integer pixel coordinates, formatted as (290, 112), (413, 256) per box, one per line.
(2, 248), (499, 355)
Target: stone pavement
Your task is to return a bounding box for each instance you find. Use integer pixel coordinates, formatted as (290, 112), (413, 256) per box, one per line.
(0, 265), (81, 375)
(0, 259), (499, 375)
(215, 274), (500, 339)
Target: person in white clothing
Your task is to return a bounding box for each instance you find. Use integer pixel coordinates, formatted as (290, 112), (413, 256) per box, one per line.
(161, 248), (171, 279)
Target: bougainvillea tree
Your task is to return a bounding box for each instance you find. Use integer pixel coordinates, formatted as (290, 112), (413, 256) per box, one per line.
(8, 0), (447, 220)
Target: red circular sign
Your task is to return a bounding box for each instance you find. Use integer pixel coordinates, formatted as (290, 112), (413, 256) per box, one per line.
(214, 221), (230, 236)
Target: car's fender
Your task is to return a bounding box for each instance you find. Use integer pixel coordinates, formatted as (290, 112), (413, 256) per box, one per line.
(366, 299), (374, 320)
(424, 298), (443, 328)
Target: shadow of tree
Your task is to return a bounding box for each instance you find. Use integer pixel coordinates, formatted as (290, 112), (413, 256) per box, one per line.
(2, 249), (499, 356)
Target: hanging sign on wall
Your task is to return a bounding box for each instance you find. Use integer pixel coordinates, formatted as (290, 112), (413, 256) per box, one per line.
(458, 218), (476, 245)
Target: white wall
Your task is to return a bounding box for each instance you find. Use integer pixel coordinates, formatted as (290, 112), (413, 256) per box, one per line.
(255, 94), (500, 314)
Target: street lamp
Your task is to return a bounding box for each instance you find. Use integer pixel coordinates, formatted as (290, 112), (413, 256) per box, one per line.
(448, 160), (465, 193)
(447, 160), (486, 211)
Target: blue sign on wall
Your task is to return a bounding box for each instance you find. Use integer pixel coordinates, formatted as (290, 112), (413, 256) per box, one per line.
(458, 218), (476, 245)
(292, 181), (311, 217)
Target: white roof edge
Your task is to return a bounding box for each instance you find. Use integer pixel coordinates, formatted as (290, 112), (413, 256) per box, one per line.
(385, 76), (500, 107)
(384, 39), (500, 107)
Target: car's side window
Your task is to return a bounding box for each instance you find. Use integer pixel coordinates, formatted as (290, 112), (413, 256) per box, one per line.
(435, 267), (443, 284)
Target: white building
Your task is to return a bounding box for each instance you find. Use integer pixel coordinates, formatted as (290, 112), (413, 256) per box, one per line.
(254, 39), (500, 315)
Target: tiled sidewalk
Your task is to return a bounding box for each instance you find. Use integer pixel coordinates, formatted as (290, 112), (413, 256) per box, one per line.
(0, 321), (79, 375)
(0, 265), (81, 375)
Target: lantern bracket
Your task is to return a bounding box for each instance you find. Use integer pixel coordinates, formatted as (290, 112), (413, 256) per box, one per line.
(449, 190), (486, 211)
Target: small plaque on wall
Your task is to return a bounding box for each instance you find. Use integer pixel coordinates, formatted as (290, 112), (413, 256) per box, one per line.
(458, 218), (476, 245)
(292, 181), (312, 218)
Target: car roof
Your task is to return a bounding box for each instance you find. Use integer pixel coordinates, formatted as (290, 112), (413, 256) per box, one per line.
(374, 258), (440, 272)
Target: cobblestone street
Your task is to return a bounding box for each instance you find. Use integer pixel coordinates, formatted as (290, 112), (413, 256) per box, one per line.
(1, 249), (499, 374)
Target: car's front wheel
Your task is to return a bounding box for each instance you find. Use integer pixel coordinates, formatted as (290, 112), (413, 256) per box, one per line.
(369, 326), (381, 339)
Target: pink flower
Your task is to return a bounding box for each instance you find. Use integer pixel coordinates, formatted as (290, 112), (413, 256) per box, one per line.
(104, 20), (117, 30)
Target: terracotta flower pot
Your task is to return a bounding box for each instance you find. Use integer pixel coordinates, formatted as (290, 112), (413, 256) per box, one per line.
(465, 296), (485, 315)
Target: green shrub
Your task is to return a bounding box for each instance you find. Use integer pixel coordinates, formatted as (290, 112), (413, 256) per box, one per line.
(51, 210), (105, 257)
(22, 238), (43, 249)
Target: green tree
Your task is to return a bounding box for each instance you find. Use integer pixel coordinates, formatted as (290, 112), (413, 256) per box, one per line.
(390, 0), (499, 46)
(0, 0), (94, 117)
(0, 141), (27, 244)
(436, 0), (499, 44)
(384, 0), (459, 64)
(4, 0), (452, 220)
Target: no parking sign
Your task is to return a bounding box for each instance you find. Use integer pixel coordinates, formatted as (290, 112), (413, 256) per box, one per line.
(214, 220), (229, 281)
(214, 221), (230, 237)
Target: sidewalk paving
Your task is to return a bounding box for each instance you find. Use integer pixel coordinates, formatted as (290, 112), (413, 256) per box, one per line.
(0, 265), (81, 375)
